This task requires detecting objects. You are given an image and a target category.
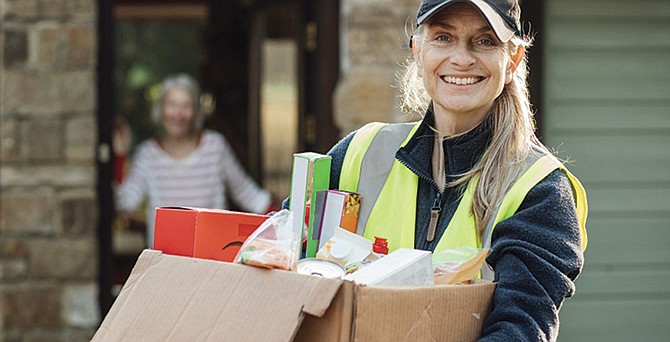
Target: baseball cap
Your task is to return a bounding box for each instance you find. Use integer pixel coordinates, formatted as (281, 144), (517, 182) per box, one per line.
(416, 0), (521, 42)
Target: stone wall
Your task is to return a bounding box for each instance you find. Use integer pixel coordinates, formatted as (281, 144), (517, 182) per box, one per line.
(335, 0), (421, 134)
(0, 0), (423, 340)
(0, 0), (100, 340)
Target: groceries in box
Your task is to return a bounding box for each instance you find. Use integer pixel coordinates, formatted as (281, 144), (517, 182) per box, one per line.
(93, 250), (495, 342)
(94, 151), (496, 341)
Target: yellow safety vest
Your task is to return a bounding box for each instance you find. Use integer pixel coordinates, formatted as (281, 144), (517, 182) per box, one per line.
(339, 121), (588, 256)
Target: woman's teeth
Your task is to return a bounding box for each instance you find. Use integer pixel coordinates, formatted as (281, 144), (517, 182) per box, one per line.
(442, 76), (481, 85)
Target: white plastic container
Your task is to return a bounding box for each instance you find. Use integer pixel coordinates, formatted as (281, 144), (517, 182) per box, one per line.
(316, 227), (373, 268)
(343, 248), (434, 286)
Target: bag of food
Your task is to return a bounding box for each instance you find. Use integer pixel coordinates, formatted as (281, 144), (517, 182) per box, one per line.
(233, 209), (299, 271)
(432, 246), (489, 285)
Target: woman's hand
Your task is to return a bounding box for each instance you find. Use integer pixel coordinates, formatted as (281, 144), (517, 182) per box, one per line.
(112, 116), (132, 156)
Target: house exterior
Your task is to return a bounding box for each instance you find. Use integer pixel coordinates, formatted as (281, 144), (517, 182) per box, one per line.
(0, 0), (100, 340)
(0, 0), (668, 340)
(543, 1), (670, 340)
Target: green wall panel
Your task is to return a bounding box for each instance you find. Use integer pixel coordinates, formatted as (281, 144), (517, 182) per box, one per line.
(580, 216), (670, 265)
(558, 299), (670, 342)
(545, 135), (670, 184)
(545, 0), (670, 340)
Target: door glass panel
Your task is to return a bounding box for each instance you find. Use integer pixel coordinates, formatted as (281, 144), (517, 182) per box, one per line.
(259, 36), (299, 199)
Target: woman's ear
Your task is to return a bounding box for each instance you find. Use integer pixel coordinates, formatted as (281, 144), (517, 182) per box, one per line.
(505, 46), (525, 84)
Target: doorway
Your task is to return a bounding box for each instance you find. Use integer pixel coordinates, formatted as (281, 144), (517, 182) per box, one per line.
(97, 0), (340, 316)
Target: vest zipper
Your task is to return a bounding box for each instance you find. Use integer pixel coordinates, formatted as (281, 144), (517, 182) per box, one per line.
(397, 157), (444, 243)
(427, 192), (441, 242)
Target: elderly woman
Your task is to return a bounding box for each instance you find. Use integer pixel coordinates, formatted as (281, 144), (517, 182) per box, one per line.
(114, 73), (276, 247)
(320, 0), (588, 340)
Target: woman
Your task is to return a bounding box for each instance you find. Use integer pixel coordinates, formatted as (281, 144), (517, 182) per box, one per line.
(321, 1), (587, 340)
(114, 73), (276, 248)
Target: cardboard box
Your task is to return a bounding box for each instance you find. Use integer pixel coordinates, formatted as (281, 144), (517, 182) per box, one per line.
(93, 250), (495, 342)
(153, 207), (269, 262)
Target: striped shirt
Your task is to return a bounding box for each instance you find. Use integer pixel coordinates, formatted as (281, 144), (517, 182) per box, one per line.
(115, 130), (272, 247)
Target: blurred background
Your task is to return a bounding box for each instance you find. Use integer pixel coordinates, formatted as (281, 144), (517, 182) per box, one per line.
(1, 0), (668, 341)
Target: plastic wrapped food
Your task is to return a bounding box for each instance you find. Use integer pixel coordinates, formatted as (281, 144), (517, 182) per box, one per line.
(234, 209), (300, 271)
(432, 247), (489, 285)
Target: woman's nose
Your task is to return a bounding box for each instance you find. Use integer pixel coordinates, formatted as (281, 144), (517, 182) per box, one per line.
(449, 42), (476, 69)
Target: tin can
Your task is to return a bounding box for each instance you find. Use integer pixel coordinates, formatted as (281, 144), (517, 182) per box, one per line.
(297, 258), (346, 279)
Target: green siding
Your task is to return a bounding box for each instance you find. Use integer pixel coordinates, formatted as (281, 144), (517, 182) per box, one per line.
(548, 135), (670, 184)
(544, 0), (670, 341)
(558, 300), (670, 342)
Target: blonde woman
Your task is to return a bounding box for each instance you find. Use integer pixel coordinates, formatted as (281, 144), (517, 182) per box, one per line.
(318, 1), (587, 340)
(114, 74), (277, 247)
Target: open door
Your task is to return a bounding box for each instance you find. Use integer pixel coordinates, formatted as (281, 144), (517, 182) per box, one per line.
(205, 0), (340, 200)
(98, 0), (339, 317)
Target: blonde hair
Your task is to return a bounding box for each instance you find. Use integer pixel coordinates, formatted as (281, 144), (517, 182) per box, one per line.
(399, 25), (549, 237)
(151, 73), (204, 132)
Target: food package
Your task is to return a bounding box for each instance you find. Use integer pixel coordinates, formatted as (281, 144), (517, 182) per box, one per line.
(432, 247), (489, 285)
(316, 227), (372, 272)
(234, 209), (300, 271)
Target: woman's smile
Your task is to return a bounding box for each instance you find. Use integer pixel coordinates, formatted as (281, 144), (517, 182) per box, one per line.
(415, 3), (514, 134)
(440, 75), (484, 86)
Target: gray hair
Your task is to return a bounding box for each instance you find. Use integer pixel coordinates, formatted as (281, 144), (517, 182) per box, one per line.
(151, 73), (204, 132)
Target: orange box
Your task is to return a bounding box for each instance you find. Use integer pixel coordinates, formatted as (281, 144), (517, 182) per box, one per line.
(153, 207), (269, 262)
(337, 191), (361, 234)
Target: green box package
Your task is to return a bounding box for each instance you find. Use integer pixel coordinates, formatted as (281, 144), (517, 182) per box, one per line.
(289, 152), (332, 258)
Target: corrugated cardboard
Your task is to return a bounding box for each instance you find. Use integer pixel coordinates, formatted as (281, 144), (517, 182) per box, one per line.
(93, 250), (342, 342)
(94, 250), (495, 341)
(153, 207), (269, 262)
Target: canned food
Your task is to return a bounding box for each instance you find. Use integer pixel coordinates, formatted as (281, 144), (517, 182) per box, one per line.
(297, 258), (346, 279)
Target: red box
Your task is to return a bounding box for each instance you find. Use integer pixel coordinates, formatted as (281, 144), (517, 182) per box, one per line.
(154, 207), (269, 262)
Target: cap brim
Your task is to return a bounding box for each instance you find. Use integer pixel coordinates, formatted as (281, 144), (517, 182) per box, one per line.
(417, 0), (516, 42)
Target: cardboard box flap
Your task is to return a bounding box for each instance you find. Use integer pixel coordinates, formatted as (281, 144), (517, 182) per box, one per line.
(294, 280), (357, 342)
(93, 250), (343, 342)
(353, 282), (495, 342)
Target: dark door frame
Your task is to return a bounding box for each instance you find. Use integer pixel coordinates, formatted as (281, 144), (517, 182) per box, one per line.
(96, 0), (115, 315)
(521, 0), (546, 136)
(300, 0), (340, 153)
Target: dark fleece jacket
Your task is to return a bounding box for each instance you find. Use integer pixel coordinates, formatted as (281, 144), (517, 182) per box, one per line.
(321, 113), (585, 341)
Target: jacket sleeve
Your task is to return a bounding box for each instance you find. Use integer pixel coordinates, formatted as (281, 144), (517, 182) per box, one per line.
(479, 169), (585, 342)
(218, 134), (272, 214)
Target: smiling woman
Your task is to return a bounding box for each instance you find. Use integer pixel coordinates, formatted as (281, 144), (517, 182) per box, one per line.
(113, 74), (278, 249)
(285, 1), (589, 341)
(412, 3), (523, 136)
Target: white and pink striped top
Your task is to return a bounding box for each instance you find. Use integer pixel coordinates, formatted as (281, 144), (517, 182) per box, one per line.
(115, 130), (272, 247)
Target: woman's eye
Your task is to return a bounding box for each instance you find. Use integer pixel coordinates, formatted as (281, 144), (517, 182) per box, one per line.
(436, 34), (450, 42)
(478, 38), (496, 46)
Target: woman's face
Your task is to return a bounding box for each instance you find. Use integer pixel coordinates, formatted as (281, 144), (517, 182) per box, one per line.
(416, 3), (515, 128)
(161, 87), (195, 139)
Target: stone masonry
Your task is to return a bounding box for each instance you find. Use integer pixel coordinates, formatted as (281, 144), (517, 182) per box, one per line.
(1, 0), (100, 341)
(0, 0), (420, 340)
(335, 0), (422, 134)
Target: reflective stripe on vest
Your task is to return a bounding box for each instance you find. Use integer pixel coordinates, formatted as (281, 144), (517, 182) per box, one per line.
(340, 122), (588, 262)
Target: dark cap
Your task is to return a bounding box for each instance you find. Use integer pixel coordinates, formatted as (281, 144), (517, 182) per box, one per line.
(416, 0), (521, 42)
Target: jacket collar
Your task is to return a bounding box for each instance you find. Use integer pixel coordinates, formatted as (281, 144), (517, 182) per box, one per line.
(396, 108), (493, 185)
